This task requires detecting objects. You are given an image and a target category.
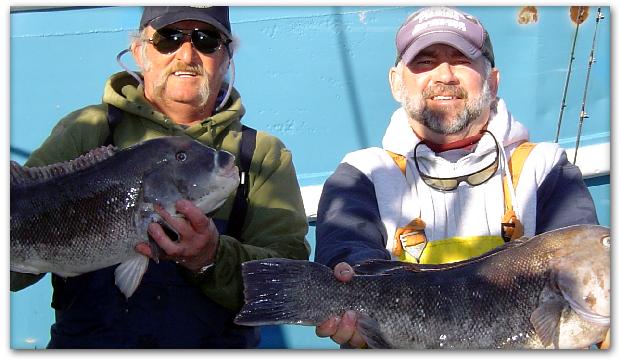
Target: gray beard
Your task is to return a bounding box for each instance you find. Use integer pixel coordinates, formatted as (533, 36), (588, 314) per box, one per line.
(403, 81), (494, 135)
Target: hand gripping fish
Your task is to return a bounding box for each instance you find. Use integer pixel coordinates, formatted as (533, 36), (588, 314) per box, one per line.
(10, 136), (239, 298)
(235, 225), (610, 349)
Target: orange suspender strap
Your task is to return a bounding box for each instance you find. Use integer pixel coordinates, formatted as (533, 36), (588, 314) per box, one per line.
(386, 142), (536, 245)
(385, 150), (413, 256)
(501, 142), (536, 241)
(386, 150), (407, 175)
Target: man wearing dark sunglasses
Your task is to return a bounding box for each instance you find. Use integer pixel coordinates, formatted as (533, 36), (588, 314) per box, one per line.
(11, 6), (310, 348)
(314, 6), (599, 348)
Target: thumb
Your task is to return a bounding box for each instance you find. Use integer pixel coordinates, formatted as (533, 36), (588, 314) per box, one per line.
(333, 262), (355, 283)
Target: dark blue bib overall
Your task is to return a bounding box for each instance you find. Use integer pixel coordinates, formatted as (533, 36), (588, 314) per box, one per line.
(47, 219), (259, 349)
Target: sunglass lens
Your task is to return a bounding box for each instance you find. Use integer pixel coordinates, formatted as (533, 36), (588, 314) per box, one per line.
(467, 161), (498, 186)
(192, 30), (222, 54)
(423, 177), (458, 191)
(152, 29), (184, 53)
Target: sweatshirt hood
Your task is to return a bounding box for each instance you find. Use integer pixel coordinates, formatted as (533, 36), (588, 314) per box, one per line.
(382, 98), (529, 158)
(101, 71), (245, 136)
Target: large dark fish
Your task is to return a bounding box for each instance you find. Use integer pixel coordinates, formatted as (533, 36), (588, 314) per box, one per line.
(235, 225), (610, 349)
(11, 136), (239, 298)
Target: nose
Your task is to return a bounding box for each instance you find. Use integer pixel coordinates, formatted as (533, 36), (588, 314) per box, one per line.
(432, 62), (458, 84)
(176, 39), (198, 63)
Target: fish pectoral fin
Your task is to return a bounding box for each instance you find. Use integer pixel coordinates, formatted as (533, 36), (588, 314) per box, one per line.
(114, 255), (150, 298)
(530, 300), (564, 348)
(357, 314), (392, 349)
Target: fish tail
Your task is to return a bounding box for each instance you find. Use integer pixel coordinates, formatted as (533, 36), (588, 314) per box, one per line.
(234, 258), (335, 326)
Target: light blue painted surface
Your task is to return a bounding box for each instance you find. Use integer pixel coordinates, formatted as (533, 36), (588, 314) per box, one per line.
(10, 6), (610, 349)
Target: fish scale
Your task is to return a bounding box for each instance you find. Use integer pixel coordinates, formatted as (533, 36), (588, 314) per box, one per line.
(235, 224), (610, 349)
(12, 178), (141, 274)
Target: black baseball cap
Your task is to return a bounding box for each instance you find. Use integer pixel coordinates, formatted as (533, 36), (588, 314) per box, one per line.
(140, 6), (232, 39)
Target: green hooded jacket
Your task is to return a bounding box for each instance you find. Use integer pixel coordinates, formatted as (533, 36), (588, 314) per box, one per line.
(11, 71), (311, 311)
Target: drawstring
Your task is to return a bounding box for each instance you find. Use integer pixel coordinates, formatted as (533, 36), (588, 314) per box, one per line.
(116, 48), (144, 88)
(214, 56), (235, 112)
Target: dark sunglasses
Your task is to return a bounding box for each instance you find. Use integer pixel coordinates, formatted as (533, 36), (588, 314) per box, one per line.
(414, 130), (500, 191)
(148, 28), (231, 55)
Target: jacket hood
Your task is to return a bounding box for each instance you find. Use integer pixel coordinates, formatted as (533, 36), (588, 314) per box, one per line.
(101, 71), (245, 136)
(382, 98), (529, 158)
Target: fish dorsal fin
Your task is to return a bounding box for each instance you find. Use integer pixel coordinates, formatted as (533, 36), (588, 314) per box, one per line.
(10, 145), (117, 186)
(353, 239), (533, 276)
(352, 259), (454, 275)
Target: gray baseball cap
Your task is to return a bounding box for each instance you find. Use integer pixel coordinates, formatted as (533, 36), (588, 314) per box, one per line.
(396, 7), (495, 67)
(140, 6), (232, 39)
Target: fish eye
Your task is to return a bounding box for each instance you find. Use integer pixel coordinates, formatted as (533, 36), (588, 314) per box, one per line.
(176, 151), (187, 162)
(601, 236), (610, 248)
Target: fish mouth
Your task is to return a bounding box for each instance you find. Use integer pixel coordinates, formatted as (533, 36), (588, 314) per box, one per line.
(194, 192), (230, 214)
(219, 164), (239, 179)
(216, 150), (239, 179)
(192, 170), (240, 214)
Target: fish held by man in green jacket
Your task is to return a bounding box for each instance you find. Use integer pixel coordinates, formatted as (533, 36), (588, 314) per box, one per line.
(10, 136), (239, 298)
(235, 224), (610, 349)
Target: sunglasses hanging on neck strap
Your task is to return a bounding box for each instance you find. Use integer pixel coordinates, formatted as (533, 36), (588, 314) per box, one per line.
(413, 130), (500, 191)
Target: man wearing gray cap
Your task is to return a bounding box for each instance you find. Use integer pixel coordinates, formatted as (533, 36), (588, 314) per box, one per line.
(11, 6), (310, 348)
(313, 6), (598, 348)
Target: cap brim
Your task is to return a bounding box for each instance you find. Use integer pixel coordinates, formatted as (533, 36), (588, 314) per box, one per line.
(150, 12), (231, 39)
(400, 32), (483, 65)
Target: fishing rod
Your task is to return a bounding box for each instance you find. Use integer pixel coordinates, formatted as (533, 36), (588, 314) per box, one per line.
(554, 8), (585, 143)
(573, 7), (604, 165)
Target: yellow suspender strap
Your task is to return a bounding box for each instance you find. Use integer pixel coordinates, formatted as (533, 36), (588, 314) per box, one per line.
(386, 142), (536, 243)
(502, 142), (536, 210)
(501, 142), (536, 241)
(385, 150), (414, 257)
(386, 150), (407, 175)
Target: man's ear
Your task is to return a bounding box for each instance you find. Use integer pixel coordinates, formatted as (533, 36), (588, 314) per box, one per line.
(388, 65), (403, 102)
(131, 40), (144, 70)
(488, 68), (500, 98)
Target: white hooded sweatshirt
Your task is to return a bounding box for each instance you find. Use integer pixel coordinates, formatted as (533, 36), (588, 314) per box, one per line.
(342, 98), (564, 256)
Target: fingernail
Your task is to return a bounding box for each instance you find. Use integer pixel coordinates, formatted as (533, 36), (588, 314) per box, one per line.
(339, 269), (351, 276)
(344, 311), (355, 322)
